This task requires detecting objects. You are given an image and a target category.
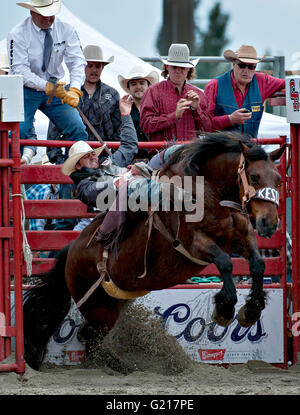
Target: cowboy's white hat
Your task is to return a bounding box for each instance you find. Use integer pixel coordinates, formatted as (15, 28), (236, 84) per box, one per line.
(118, 65), (159, 94)
(83, 45), (114, 65)
(0, 54), (9, 73)
(62, 141), (105, 176)
(160, 43), (199, 68)
(224, 45), (266, 64)
(16, 0), (61, 17)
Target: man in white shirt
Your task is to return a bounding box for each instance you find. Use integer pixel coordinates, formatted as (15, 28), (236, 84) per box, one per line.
(7, 0), (88, 165)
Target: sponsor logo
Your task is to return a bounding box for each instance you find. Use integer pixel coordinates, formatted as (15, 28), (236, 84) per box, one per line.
(292, 312), (300, 337)
(155, 303), (267, 344)
(53, 41), (66, 47)
(198, 349), (226, 361)
(290, 79), (299, 111)
(105, 93), (113, 100)
(67, 350), (85, 363)
(251, 105), (261, 112)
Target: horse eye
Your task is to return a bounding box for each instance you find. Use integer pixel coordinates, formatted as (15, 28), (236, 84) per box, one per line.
(250, 174), (259, 183)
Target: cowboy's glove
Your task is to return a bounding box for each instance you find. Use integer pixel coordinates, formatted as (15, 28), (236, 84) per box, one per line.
(113, 171), (133, 189)
(62, 87), (83, 108)
(45, 81), (66, 99)
(54, 81), (67, 99)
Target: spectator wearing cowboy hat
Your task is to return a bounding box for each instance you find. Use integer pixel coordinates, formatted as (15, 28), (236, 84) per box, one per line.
(140, 43), (212, 145)
(47, 44), (123, 165)
(118, 65), (159, 160)
(204, 44), (285, 138)
(7, 0), (88, 165)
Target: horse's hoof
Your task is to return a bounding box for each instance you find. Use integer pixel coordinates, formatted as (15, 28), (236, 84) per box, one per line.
(24, 343), (45, 371)
(211, 307), (234, 327)
(237, 306), (258, 328)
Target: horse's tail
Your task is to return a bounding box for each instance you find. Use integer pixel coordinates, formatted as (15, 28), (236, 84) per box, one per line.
(23, 244), (71, 370)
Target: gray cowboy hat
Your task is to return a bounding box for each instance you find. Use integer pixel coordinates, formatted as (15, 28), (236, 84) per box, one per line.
(83, 45), (114, 65)
(160, 43), (199, 68)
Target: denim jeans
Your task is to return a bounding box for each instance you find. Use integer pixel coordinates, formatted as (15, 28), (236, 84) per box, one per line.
(21, 87), (88, 141)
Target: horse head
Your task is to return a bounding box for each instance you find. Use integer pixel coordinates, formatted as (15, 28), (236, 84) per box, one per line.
(239, 141), (286, 238)
(162, 133), (286, 239)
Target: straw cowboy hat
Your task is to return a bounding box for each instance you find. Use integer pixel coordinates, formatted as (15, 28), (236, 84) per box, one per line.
(61, 141), (105, 176)
(16, 0), (61, 16)
(223, 45), (266, 64)
(118, 65), (159, 94)
(83, 45), (114, 65)
(0, 54), (9, 73)
(160, 43), (199, 68)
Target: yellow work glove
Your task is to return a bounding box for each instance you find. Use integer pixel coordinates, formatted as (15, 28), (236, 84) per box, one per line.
(54, 81), (67, 99)
(62, 87), (83, 108)
(45, 81), (67, 102)
(45, 81), (56, 96)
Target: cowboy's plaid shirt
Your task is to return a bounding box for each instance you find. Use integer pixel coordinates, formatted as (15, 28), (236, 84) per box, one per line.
(26, 183), (60, 231)
(47, 81), (122, 164)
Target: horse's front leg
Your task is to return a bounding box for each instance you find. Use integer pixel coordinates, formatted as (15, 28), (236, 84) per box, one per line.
(191, 231), (237, 327)
(233, 221), (266, 328)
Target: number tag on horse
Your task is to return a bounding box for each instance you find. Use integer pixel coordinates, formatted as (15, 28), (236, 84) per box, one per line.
(255, 187), (279, 206)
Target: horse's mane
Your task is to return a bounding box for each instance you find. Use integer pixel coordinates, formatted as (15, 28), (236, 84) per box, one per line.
(163, 132), (268, 175)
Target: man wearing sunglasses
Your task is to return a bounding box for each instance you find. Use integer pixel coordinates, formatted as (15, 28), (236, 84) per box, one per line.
(204, 45), (285, 137)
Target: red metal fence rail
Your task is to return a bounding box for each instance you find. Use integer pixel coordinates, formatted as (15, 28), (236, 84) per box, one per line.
(0, 123), (25, 375)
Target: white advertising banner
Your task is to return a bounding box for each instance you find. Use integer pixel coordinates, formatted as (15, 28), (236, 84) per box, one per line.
(42, 287), (284, 365)
(137, 288), (284, 364)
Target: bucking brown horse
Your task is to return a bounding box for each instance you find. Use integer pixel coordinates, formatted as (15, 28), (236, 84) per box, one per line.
(23, 132), (285, 372)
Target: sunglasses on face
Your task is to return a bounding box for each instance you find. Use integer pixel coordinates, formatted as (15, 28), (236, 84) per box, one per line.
(237, 62), (257, 70)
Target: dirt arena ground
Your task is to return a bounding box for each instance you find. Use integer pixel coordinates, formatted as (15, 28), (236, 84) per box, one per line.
(1, 302), (300, 396)
(1, 357), (300, 396)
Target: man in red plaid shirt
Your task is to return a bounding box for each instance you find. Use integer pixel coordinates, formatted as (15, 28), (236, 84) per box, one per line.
(140, 43), (212, 146)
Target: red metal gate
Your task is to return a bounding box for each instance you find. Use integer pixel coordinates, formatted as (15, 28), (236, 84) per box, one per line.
(0, 123), (25, 375)
(290, 124), (300, 364)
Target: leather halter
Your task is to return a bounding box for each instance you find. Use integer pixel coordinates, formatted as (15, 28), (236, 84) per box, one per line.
(221, 153), (257, 213)
(238, 153), (257, 210)
(220, 152), (280, 213)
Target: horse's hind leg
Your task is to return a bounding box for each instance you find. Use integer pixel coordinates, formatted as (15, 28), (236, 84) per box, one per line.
(78, 298), (134, 374)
